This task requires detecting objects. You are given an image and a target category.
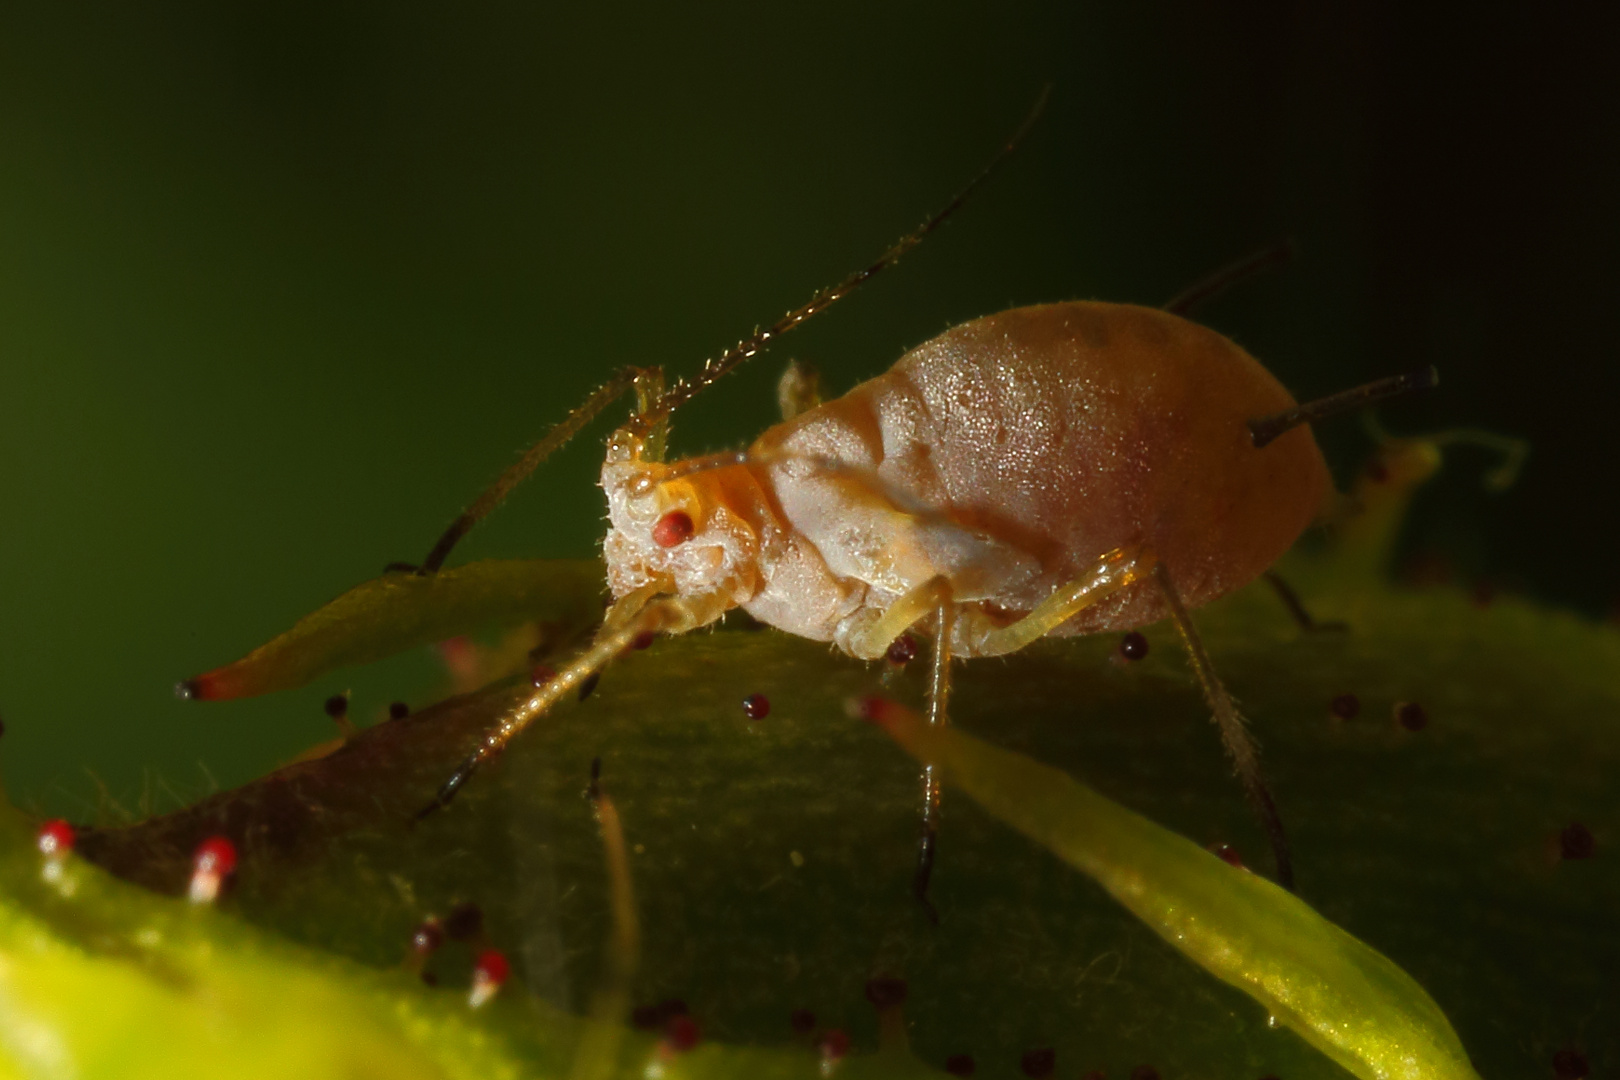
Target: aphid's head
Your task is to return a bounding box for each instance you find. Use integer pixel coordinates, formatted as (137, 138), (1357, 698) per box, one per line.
(600, 430), (759, 603)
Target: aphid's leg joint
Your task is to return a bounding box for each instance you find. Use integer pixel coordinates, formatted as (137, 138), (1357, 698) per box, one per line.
(968, 544), (1157, 657)
(841, 577), (957, 660)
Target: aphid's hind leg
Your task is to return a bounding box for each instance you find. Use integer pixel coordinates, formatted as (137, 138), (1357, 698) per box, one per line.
(1153, 563), (1295, 890)
(414, 586), (734, 820)
(914, 598), (955, 923)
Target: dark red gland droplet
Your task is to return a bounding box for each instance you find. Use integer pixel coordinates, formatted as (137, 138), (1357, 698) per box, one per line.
(1329, 692), (1361, 720)
(412, 917), (445, 955)
(1129, 1067), (1161, 1080)
(37, 819), (75, 858)
(819, 1029), (851, 1060)
(388, 701), (410, 720)
(652, 510), (695, 548)
(885, 633), (919, 664)
(743, 693), (771, 720)
(530, 663), (558, 688)
(1119, 631), (1149, 661)
(665, 1014), (701, 1052)
(193, 836), (238, 878)
(445, 901), (484, 941)
(323, 694), (349, 719)
(1020, 1047), (1056, 1078)
(631, 630), (657, 650)
(1552, 1048), (1590, 1079)
(789, 1008), (817, 1035)
(1395, 701), (1428, 731)
(944, 1054), (977, 1077)
(1209, 842), (1246, 869)
(473, 948), (510, 986)
(864, 976), (907, 1009)
(1560, 823), (1596, 860)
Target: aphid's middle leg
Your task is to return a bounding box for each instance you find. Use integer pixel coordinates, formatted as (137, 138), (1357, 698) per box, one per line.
(415, 587), (733, 819)
(914, 599), (955, 923)
(1152, 563), (1295, 890)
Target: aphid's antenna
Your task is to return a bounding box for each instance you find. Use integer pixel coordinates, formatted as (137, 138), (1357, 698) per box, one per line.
(1363, 414), (1529, 492)
(1162, 239), (1295, 317)
(400, 367), (655, 574)
(630, 84), (1053, 435)
(1248, 365), (1439, 449)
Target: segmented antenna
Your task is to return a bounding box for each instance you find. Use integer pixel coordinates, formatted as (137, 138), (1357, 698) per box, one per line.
(630, 85), (1053, 434)
(1162, 239), (1295, 317)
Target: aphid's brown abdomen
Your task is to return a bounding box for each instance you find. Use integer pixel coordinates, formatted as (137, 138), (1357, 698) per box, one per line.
(756, 301), (1328, 638)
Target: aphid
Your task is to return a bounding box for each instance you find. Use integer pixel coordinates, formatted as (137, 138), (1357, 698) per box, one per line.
(388, 700), (411, 720)
(742, 692), (771, 720)
(468, 947), (509, 1007)
(379, 90), (1441, 911)
(188, 835), (237, 904)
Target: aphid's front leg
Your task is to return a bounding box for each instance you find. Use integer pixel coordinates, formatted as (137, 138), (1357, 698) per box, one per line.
(415, 587), (734, 820)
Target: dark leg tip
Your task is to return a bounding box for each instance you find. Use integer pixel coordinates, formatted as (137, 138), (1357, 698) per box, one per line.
(383, 562), (426, 575)
(912, 828), (941, 924)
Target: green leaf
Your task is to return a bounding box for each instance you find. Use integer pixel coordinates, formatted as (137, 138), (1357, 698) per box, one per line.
(178, 559), (603, 700)
(14, 441), (1617, 1079)
(867, 697), (1478, 1080)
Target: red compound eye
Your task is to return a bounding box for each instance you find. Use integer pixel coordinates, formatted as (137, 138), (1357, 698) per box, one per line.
(652, 510), (694, 548)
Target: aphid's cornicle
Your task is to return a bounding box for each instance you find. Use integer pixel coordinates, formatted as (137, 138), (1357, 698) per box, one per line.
(405, 88), (1436, 902)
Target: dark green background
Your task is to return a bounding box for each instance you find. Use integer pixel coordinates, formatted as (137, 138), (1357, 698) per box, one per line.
(2, 4), (1615, 814)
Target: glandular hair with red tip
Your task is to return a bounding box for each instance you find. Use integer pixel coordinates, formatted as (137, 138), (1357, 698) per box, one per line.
(188, 835), (238, 904)
(468, 948), (510, 1007)
(37, 819), (75, 859)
